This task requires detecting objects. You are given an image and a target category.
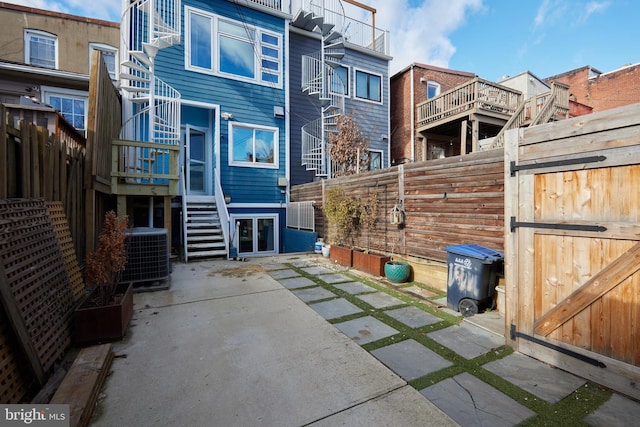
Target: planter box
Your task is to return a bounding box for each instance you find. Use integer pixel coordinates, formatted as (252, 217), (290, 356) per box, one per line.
(329, 245), (353, 267)
(74, 283), (134, 345)
(353, 251), (391, 277)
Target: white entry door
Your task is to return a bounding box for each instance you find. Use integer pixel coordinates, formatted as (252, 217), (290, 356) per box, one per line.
(184, 126), (209, 194)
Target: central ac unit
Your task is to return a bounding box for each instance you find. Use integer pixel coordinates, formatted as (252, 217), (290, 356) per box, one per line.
(119, 227), (170, 285)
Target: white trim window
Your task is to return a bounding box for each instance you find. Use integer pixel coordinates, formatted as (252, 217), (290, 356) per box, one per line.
(427, 80), (441, 99)
(229, 122), (279, 168)
(42, 87), (88, 135)
(186, 7), (282, 87)
(354, 68), (382, 103)
(24, 29), (58, 68)
(330, 65), (349, 96)
(89, 43), (118, 80)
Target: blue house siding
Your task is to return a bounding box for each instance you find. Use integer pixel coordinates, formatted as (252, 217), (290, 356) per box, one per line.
(152, 0), (288, 207)
(289, 31), (322, 186)
(288, 30), (391, 185)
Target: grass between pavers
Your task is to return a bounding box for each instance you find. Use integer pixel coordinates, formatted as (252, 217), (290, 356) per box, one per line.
(283, 261), (613, 425)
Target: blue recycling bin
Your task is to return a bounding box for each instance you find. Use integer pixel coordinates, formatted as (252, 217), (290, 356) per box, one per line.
(445, 244), (504, 317)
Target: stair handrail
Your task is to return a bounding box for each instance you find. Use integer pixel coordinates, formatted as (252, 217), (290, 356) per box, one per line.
(180, 165), (188, 262)
(213, 173), (230, 259)
(484, 98), (529, 150)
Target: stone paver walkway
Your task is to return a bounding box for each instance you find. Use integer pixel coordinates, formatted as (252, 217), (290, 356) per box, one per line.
(278, 254), (640, 426)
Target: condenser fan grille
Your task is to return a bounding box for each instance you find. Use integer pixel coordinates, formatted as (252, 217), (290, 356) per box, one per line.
(120, 227), (170, 283)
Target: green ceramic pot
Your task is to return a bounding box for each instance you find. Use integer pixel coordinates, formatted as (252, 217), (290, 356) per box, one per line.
(385, 261), (411, 283)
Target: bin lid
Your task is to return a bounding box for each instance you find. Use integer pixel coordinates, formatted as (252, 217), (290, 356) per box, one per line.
(445, 244), (504, 262)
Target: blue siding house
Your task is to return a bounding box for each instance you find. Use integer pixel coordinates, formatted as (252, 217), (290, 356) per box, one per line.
(119, 0), (390, 259)
(120, 0), (290, 260)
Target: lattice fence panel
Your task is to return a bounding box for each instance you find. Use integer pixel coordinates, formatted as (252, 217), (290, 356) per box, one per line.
(0, 198), (75, 382)
(45, 201), (85, 303)
(0, 306), (31, 403)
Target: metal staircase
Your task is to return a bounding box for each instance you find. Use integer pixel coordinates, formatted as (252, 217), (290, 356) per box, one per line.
(120, 0), (181, 146)
(295, 0), (346, 178)
(183, 196), (227, 260)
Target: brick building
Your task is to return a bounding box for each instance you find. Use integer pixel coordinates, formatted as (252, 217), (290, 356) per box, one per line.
(546, 63), (640, 116)
(390, 63), (475, 164)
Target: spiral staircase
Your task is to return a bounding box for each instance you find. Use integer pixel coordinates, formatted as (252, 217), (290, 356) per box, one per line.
(120, 0), (181, 146)
(294, 0), (347, 178)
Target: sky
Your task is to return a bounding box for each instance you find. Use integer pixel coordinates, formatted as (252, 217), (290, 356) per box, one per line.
(6, 0), (639, 81)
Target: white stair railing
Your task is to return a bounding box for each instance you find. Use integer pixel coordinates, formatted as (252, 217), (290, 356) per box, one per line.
(213, 173), (230, 258)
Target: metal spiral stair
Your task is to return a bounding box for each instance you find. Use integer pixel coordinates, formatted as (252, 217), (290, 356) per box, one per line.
(120, 0), (181, 146)
(295, 1), (346, 178)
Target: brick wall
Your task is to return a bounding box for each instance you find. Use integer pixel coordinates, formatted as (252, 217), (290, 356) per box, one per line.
(548, 64), (640, 114)
(390, 64), (475, 165)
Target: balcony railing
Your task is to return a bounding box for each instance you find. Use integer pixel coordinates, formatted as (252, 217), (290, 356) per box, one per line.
(111, 139), (180, 196)
(238, 0), (288, 12)
(416, 78), (522, 128)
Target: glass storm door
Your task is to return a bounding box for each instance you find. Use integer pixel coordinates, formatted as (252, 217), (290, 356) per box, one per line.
(186, 126), (207, 194)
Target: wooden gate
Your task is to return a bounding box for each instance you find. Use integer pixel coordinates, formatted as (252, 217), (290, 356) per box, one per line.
(504, 103), (640, 399)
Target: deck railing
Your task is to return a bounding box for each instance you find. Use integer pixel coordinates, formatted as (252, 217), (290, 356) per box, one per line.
(111, 139), (179, 196)
(416, 78), (522, 128)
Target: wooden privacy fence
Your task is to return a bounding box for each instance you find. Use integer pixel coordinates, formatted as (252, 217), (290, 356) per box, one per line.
(505, 102), (640, 400)
(1, 104), (86, 262)
(290, 149), (505, 263)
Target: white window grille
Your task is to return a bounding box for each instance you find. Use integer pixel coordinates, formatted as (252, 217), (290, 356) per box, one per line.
(287, 201), (315, 231)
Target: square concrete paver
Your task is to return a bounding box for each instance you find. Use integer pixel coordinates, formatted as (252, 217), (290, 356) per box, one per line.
(483, 353), (587, 403)
(269, 269), (300, 279)
(421, 372), (535, 427)
(585, 392), (640, 426)
(293, 287), (336, 303)
(262, 263), (288, 271)
(356, 292), (404, 309)
(427, 322), (505, 359)
(385, 306), (442, 328)
(302, 266), (334, 275)
(333, 282), (376, 295)
(278, 276), (317, 289)
(309, 298), (363, 320)
(370, 339), (452, 381)
(318, 273), (353, 284)
(334, 316), (399, 345)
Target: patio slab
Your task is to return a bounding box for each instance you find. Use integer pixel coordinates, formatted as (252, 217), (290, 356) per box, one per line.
(302, 265), (335, 275)
(356, 292), (405, 309)
(483, 353), (587, 403)
(333, 281), (376, 295)
(427, 322), (505, 359)
(585, 392), (640, 426)
(269, 269), (300, 279)
(292, 287), (336, 303)
(334, 316), (400, 345)
(370, 339), (453, 381)
(421, 372), (536, 427)
(318, 273), (354, 284)
(309, 298), (363, 320)
(385, 306), (442, 328)
(278, 276), (317, 289)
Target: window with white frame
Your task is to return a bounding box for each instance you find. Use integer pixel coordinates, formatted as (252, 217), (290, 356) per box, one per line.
(42, 87), (88, 135)
(330, 65), (349, 95)
(186, 8), (282, 87)
(369, 150), (383, 171)
(24, 29), (57, 68)
(89, 43), (118, 79)
(355, 69), (382, 102)
(427, 80), (441, 99)
(229, 122), (278, 168)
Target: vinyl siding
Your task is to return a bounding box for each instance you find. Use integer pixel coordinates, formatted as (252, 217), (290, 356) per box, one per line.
(153, 0), (287, 205)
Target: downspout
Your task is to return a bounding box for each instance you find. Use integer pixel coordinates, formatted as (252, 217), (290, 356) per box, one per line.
(410, 64), (415, 162)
